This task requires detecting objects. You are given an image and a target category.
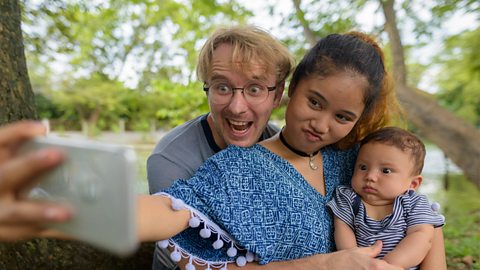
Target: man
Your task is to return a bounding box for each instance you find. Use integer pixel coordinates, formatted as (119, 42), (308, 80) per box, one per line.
(147, 25), (294, 269)
(147, 25), (293, 193)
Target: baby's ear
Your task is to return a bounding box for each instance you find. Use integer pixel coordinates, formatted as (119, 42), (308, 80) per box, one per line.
(409, 175), (423, 190)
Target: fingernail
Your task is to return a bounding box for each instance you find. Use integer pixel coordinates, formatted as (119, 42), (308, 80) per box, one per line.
(45, 207), (70, 220)
(36, 149), (63, 164)
(30, 122), (47, 134)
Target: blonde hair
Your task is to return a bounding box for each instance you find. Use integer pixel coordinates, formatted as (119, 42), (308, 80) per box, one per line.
(196, 25), (295, 85)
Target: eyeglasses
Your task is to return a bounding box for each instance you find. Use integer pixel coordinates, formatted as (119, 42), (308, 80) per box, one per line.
(203, 81), (277, 105)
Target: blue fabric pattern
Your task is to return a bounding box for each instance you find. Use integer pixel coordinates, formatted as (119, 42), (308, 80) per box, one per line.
(160, 144), (358, 265)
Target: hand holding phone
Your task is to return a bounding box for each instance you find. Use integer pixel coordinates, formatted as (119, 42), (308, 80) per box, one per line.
(19, 136), (139, 256)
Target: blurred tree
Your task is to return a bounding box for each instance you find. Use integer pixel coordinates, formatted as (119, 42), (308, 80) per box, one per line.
(0, 1), (155, 269)
(435, 28), (480, 127)
(0, 0), (37, 124)
(380, 0), (480, 187)
(22, 0), (249, 130)
(50, 75), (131, 135)
(21, 0), (251, 90)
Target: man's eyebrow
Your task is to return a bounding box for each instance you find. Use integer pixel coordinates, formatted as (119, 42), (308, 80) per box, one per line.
(251, 75), (269, 82)
(209, 74), (229, 81)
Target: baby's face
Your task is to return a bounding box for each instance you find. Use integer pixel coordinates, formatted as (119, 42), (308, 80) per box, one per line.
(351, 142), (420, 206)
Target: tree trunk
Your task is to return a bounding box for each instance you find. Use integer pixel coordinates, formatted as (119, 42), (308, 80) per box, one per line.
(0, 1), (156, 268)
(381, 0), (480, 187)
(0, 0), (37, 124)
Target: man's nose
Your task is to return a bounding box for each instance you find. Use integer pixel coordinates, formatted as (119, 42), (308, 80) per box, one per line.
(227, 90), (249, 114)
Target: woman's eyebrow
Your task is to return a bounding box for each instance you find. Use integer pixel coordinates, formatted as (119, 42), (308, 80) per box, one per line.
(309, 90), (327, 103)
(309, 90), (359, 119)
(341, 110), (359, 120)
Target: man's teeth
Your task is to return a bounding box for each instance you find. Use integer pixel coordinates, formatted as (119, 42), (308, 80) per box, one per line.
(229, 120), (247, 126)
(229, 120), (249, 131)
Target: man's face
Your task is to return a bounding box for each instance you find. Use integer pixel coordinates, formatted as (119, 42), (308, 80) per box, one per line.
(206, 43), (283, 149)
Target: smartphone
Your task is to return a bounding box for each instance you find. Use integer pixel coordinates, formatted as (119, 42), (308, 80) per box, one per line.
(19, 136), (139, 256)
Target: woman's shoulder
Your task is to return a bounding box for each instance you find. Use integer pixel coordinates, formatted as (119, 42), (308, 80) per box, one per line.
(324, 144), (360, 156)
(217, 144), (264, 156)
(323, 144), (359, 167)
(206, 144), (269, 166)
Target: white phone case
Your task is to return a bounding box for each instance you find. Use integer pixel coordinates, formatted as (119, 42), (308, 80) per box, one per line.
(19, 136), (139, 256)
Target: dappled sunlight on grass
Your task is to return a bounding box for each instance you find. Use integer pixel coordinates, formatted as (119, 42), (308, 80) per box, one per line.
(440, 175), (480, 270)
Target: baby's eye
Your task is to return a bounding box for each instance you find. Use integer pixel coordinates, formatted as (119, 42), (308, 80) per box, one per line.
(382, 168), (392, 174)
(359, 164), (367, 171)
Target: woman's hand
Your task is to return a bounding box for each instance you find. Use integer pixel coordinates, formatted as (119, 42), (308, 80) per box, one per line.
(0, 121), (72, 241)
(186, 241), (402, 270)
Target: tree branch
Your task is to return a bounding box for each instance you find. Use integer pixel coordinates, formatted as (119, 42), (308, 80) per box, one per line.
(380, 0), (480, 186)
(292, 0), (317, 47)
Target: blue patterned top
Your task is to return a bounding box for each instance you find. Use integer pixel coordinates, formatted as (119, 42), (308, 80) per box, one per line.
(161, 144), (358, 265)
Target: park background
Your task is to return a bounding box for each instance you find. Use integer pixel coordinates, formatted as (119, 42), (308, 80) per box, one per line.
(0, 0), (479, 269)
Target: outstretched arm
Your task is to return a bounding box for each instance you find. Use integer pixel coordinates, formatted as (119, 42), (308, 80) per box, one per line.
(383, 224), (434, 269)
(137, 195), (190, 242)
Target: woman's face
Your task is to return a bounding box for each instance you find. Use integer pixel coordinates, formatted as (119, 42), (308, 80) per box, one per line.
(284, 72), (366, 153)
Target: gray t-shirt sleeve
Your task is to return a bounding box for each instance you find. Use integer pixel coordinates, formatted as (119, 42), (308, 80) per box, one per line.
(147, 115), (215, 194)
(147, 152), (194, 194)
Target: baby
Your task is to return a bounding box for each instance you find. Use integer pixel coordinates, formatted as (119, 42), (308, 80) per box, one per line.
(327, 127), (444, 270)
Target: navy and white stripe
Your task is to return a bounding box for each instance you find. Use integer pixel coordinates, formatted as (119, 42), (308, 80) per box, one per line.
(327, 186), (445, 270)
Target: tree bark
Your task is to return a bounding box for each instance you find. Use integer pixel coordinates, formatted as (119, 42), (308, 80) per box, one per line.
(0, 0), (37, 124)
(381, 0), (480, 187)
(0, 1), (156, 268)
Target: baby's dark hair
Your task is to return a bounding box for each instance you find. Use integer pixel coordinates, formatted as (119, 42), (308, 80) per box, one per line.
(361, 127), (426, 175)
(288, 32), (401, 149)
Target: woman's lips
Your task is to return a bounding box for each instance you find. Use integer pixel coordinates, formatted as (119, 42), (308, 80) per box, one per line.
(304, 130), (322, 142)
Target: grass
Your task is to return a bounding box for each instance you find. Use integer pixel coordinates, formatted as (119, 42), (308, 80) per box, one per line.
(133, 146), (151, 194)
(438, 175), (480, 270)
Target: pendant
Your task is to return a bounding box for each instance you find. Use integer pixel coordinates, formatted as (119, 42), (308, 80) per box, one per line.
(309, 155), (318, 170)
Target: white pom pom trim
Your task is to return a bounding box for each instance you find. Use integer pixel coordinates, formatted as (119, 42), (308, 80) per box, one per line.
(154, 192), (252, 270)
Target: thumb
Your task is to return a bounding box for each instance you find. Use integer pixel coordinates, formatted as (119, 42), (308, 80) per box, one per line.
(357, 240), (383, 258)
